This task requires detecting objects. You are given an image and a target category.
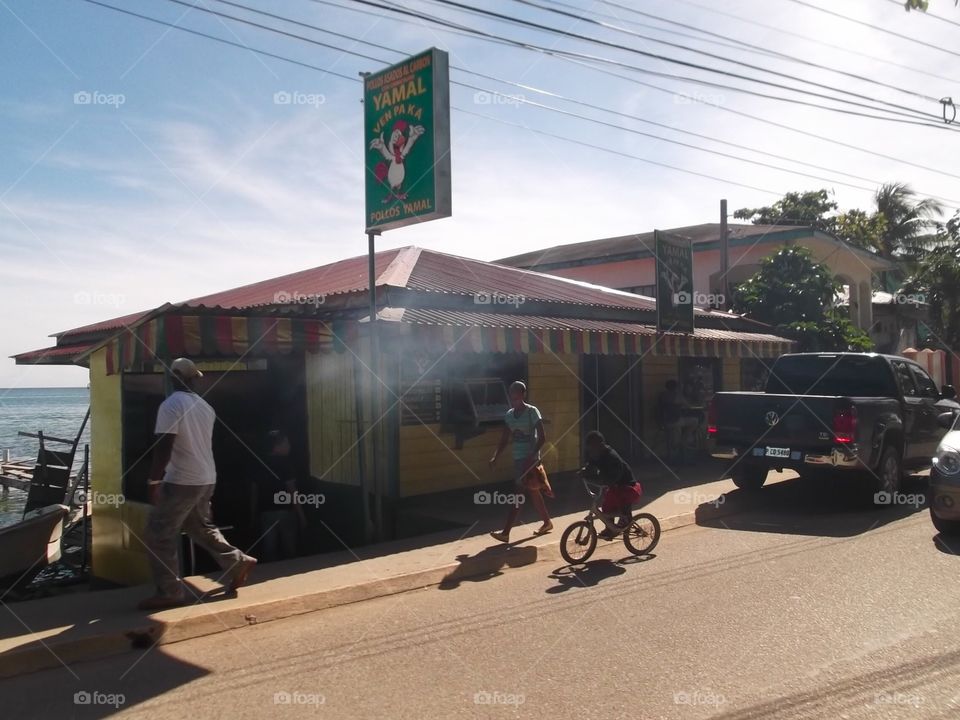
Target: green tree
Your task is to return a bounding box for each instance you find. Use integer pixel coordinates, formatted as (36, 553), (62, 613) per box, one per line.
(734, 189), (838, 230)
(833, 208), (888, 253)
(732, 246), (874, 352)
(871, 182), (943, 263)
(904, 212), (960, 349)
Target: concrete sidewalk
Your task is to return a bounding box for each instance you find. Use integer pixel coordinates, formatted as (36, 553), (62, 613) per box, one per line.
(0, 468), (788, 679)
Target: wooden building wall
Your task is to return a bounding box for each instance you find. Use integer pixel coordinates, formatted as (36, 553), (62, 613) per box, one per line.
(398, 352), (581, 497)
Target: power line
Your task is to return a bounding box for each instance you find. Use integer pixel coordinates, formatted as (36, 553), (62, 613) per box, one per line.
(189, 0), (960, 200)
(786, 0), (960, 60)
(671, 0), (958, 86)
(412, 0), (947, 125)
(171, 0), (951, 130)
(77, 0), (788, 198)
(77, 0), (960, 210)
(573, 0), (943, 104)
(311, 0), (960, 187)
(885, 0), (960, 29)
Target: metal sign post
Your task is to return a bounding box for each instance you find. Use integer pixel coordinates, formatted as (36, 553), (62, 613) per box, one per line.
(362, 48), (451, 541)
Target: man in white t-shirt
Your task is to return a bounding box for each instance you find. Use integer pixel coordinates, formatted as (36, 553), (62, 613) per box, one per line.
(139, 358), (257, 611)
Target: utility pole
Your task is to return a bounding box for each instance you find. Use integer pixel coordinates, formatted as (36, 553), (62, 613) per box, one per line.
(719, 199), (729, 310)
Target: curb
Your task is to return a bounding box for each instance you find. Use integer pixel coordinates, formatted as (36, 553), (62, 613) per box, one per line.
(0, 495), (743, 679)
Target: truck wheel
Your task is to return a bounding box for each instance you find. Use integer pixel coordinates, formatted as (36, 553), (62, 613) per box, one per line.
(930, 507), (960, 535)
(732, 463), (767, 491)
(875, 445), (902, 497)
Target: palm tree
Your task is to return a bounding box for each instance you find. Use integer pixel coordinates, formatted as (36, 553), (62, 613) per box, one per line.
(873, 182), (944, 263)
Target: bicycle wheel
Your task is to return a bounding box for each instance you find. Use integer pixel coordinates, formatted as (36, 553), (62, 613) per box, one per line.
(623, 513), (660, 556)
(560, 521), (597, 564)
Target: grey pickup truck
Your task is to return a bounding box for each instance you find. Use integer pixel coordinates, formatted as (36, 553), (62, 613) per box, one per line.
(709, 353), (959, 494)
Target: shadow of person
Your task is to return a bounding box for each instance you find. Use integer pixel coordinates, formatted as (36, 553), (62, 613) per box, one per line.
(438, 543), (538, 590)
(546, 559), (626, 593)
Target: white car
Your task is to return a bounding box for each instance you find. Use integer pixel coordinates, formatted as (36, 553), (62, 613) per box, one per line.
(930, 411), (960, 535)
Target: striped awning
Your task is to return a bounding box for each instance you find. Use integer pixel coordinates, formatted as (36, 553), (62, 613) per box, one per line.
(104, 314), (337, 374)
(403, 322), (791, 358)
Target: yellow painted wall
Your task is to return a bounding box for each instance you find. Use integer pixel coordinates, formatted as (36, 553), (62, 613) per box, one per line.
(88, 348), (152, 586)
(723, 357), (741, 392)
(398, 353), (581, 497)
(306, 350), (360, 484)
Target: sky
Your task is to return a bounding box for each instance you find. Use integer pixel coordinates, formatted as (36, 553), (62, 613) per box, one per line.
(1, 0), (959, 388)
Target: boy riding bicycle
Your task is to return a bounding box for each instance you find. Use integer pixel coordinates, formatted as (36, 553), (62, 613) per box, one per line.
(580, 431), (642, 540)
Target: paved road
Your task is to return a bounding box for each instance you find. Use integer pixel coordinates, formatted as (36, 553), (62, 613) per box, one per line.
(5, 479), (960, 719)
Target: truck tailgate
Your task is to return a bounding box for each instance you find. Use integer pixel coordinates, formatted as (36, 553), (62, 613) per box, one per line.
(713, 392), (840, 451)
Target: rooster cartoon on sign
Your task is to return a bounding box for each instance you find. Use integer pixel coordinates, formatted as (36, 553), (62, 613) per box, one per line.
(369, 119), (426, 202)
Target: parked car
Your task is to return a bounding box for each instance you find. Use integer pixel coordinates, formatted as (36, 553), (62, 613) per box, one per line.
(709, 353), (959, 494)
(930, 411), (960, 534)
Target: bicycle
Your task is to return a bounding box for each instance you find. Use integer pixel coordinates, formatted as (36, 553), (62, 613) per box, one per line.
(560, 477), (661, 564)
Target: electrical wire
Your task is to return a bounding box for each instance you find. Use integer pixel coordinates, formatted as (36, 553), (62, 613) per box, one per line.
(76, 0), (960, 209)
(786, 0), (960, 60)
(671, 0), (958, 86)
(568, 0), (943, 104)
(410, 0), (948, 125)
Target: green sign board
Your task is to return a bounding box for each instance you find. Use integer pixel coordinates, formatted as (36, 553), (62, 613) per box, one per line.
(655, 230), (695, 333)
(364, 48), (452, 233)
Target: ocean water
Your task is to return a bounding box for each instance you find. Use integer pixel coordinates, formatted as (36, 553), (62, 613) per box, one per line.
(0, 388), (90, 529)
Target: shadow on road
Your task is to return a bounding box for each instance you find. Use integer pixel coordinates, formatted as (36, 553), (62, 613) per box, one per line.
(546, 559), (627, 593)
(697, 474), (929, 538)
(437, 542), (538, 590)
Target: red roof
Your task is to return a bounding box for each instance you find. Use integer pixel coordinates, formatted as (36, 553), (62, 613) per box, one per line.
(11, 342), (97, 365)
(57, 248), (406, 339)
(23, 246), (768, 367)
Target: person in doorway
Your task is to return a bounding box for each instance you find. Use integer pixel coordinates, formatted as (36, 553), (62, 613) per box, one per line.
(255, 430), (305, 562)
(657, 379), (698, 464)
(140, 358), (257, 610)
(581, 431), (643, 540)
(488, 381), (553, 542)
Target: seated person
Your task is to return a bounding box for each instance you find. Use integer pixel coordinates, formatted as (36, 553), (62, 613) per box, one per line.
(255, 430), (304, 562)
(657, 379), (699, 463)
(581, 431), (643, 540)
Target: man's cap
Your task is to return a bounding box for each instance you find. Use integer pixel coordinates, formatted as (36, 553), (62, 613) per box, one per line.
(171, 357), (203, 379)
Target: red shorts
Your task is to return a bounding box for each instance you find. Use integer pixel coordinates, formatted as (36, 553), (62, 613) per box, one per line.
(601, 482), (642, 513)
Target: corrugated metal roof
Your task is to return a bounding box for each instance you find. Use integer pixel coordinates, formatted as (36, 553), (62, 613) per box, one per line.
(57, 248), (407, 339)
(45, 245), (755, 358)
(12, 342), (96, 365)
(404, 248), (659, 312)
(396, 308), (793, 344)
(496, 223), (797, 268)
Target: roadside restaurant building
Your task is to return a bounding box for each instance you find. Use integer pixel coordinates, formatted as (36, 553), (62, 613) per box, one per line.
(15, 247), (792, 586)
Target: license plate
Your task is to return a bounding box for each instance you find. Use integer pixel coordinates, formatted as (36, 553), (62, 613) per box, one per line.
(765, 447), (790, 458)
